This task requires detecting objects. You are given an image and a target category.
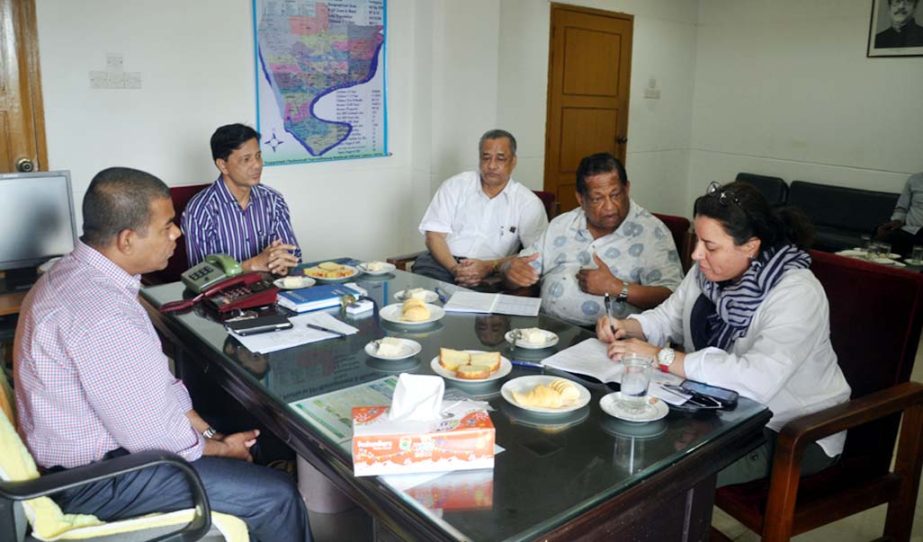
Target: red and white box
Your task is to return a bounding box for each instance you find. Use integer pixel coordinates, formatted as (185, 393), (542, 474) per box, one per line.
(351, 403), (495, 477)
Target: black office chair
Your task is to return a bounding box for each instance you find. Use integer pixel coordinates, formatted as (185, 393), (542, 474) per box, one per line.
(736, 173), (789, 207)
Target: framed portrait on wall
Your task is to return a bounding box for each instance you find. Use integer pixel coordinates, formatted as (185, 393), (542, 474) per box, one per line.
(867, 0), (923, 57)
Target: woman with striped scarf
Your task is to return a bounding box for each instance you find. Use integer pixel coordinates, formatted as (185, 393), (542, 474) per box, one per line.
(596, 181), (850, 487)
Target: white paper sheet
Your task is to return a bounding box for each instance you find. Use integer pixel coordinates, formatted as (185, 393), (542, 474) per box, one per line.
(228, 311), (358, 353)
(541, 338), (686, 405)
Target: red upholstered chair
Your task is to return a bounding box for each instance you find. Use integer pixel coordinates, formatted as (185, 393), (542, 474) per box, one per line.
(142, 183), (209, 285)
(652, 212), (692, 272)
(532, 190), (558, 220)
(712, 250), (923, 542)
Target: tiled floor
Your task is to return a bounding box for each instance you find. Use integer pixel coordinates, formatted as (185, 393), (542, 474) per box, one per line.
(307, 335), (923, 542)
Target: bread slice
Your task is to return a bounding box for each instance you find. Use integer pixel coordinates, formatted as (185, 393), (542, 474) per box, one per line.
(469, 351), (501, 373)
(439, 348), (470, 371)
(456, 364), (491, 380)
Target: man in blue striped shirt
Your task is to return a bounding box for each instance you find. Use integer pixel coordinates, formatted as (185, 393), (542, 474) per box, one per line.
(182, 124), (301, 275)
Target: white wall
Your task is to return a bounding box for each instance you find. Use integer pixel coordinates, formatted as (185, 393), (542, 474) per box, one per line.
(689, 0), (923, 208)
(35, 0), (921, 259)
(36, 0), (425, 261)
(496, 0), (700, 217)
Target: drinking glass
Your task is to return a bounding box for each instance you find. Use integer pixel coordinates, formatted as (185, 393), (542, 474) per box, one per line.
(911, 245), (923, 265)
(875, 241), (893, 259)
(619, 354), (653, 414)
(859, 234), (872, 253)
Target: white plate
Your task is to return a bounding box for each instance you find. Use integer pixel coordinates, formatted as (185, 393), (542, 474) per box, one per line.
(871, 256), (905, 266)
(393, 289), (440, 303)
(599, 392), (669, 423)
(273, 276), (316, 290)
(430, 352), (512, 383)
(505, 329), (559, 350)
(364, 338), (422, 360)
(379, 303), (446, 326)
(905, 258), (923, 266)
(303, 264), (360, 282)
(358, 262), (396, 276)
(501, 375), (591, 414)
(836, 249), (865, 258)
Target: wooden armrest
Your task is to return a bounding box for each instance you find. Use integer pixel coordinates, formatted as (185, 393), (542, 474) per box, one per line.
(777, 381), (923, 452)
(386, 251), (426, 272)
(761, 381), (923, 541)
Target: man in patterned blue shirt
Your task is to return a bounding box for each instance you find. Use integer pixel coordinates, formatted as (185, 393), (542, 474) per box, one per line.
(502, 153), (683, 327)
(182, 124), (301, 275)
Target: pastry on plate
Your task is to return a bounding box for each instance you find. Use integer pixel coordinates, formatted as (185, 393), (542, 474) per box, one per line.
(512, 378), (579, 408)
(401, 298), (431, 322)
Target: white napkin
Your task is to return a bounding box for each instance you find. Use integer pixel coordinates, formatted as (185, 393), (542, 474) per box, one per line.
(389, 374), (444, 421)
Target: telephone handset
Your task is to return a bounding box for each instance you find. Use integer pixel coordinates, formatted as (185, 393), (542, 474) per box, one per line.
(181, 254), (243, 294)
(161, 272), (279, 314)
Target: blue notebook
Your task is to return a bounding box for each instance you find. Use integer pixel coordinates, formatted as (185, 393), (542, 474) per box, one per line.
(277, 283), (364, 313)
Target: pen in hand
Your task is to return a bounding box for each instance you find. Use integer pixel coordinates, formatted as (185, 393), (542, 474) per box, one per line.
(604, 293), (617, 338)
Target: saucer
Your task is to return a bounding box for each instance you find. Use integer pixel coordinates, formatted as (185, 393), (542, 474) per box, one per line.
(599, 392), (669, 423)
(364, 338), (422, 360)
(358, 261), (396, 275)
(393, 289), (439, 303)
(505, 329), (559, 350)
(273, 276), (316, 289)
(905, 258), (923, 266)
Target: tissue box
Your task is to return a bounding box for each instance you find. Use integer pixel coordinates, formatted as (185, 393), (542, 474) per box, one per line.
(352, 404), (495, 477)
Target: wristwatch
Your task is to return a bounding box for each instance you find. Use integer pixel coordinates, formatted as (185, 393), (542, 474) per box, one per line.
(657, 347), (675, 373)
(202, 426), (218, 439)
(617, 282), (630, 303)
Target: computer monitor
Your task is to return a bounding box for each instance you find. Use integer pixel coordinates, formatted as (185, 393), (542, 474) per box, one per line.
(0, 170), (77, 291)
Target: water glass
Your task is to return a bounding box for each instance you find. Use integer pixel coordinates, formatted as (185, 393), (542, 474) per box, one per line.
(619, 354), (653, 413)
(874, 241), (893, 259)
(911, 245), (923, 264)
(859, 234), (872, 253)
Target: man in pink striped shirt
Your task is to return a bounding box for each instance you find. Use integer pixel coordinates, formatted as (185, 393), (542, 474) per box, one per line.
(14, 167), (309, 541)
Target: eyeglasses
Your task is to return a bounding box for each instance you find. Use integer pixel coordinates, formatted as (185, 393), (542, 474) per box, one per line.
(706, 182), (741, 208)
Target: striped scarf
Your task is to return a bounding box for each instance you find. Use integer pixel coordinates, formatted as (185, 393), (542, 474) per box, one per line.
(696, 244), (811, 350)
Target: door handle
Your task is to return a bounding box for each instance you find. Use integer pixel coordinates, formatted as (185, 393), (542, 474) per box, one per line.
(615, 136), (628, 145)
(16, 158), (35, 173)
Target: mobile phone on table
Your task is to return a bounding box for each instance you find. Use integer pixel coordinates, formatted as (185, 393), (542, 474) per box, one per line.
(680, 380), (739, 409)
(225, 313), (293, 336)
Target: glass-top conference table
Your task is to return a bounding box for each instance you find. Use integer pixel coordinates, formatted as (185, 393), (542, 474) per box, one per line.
(141, 264), (770, 541)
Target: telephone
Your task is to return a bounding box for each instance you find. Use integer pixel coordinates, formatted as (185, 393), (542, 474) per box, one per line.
(181, 254), (243, 293)
(161, 272), (279, 314)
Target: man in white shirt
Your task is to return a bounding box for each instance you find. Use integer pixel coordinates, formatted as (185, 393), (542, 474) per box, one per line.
(414, 129), (549, 287)
(502, 153), (683, 327)
(876, 171), (923, 257)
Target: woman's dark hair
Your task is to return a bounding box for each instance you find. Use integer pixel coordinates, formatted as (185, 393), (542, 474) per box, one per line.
(693, 181), (814, 251)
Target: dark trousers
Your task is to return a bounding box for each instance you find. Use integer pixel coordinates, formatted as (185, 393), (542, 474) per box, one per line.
(716, 428), (838, 488)
(411, 251), (456, 283)
(52, 451), (311, 542)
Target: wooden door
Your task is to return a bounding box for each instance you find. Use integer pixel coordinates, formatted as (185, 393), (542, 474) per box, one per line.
(0, 0), (46, 174)
(544, 4), (632, 213)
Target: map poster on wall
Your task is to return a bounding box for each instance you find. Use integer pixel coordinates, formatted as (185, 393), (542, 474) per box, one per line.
(253, 0), (387, 165)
